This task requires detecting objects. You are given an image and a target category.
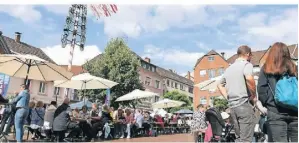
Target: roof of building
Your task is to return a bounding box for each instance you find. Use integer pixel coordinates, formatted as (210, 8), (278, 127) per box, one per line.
(156, 67), (193, 86)
(1, 35), (55, 63)
(60, 65), (86, 75)
(194, 50), (227, 68)
(227, 50), (267, 66)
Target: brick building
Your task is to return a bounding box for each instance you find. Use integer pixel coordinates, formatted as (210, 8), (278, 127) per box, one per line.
(193, 50), (229, 108)
(89, 52), (193, 110)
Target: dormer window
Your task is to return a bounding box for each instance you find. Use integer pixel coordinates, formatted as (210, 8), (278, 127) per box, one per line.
(208, 56), (214, 61)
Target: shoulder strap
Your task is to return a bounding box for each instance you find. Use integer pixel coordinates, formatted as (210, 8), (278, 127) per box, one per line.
(35, 108), (44, 121)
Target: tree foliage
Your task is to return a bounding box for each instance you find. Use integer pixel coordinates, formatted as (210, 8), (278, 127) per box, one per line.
(83, 38), (144, 108)
(163, 90), (193, 113)
(212, 97), (228, 112)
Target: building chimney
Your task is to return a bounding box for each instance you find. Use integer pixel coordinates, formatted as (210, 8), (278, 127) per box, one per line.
(221, 52), (225, 59)
(144, 57), (150, 63)
(187, 71), (191, 80)
(15, 32), (21, 42)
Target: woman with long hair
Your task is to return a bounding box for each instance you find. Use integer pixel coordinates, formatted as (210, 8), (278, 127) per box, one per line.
(257, 42), (298, 142)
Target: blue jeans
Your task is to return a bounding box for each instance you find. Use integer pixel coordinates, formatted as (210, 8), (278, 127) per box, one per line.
(15, 108), (29, 142)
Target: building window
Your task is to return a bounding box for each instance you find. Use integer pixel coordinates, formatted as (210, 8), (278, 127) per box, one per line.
(218, 68), (224, 75)
(146, 64), (150, 70)
(188, 87), (193, 93)
(166, 80), (170, 86)
(208, 69), (216, 79)
(54, 87), (60, 96)
(208, 56), (214, 61)
(200, 97), (207, 105)
(39, 82), (46, 94)
(142, 62), (146, 69)
(171, 81), (174, 88)
(180, 84), (184, 90)
(155, 80), (160, 89)
(150, 66), (156, 72)
(175, 83), (178, 89)
(145, 77), (151, 86)
(200, 70), (206, 77)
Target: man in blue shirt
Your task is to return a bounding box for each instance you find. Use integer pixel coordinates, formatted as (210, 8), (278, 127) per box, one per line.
(12, 84), (30, 142)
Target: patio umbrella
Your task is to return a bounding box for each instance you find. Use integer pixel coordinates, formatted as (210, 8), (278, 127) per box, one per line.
(174, 109), (193, 114)
(54, 73), (118, 103)
(194, 76), (223, 91)
(115, 89), (159, 102)
(0, 54), (73, 85)
(152, 98), (185, 109)
(54, 73), (118, 89)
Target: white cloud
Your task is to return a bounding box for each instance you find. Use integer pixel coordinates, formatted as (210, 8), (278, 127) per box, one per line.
(41, 45), (101, 65)
(143, 44), (204, 68)
(238, 8), (298, 49)
(92, 5), (238, 38)
(0, 5), (41, 23)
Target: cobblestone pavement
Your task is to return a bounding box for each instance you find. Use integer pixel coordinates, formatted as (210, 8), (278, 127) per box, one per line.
(107, 134), (194, 142)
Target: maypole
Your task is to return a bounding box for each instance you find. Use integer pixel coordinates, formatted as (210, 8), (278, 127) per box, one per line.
(61, 4), (118, 104)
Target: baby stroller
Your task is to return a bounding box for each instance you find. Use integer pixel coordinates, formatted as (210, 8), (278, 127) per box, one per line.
(205, 108), (235, 142)
(0, 103), (16, 142)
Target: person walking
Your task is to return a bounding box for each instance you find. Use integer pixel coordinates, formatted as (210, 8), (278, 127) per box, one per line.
(257, 42), (298, 142)
(217, 45), (266, 142)
(11, 84), (30, 142)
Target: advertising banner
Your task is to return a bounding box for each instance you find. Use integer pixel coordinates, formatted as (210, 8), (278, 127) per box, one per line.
(0, 73), (10, 97)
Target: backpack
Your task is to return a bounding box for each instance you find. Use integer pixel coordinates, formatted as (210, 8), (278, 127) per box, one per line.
(268, 75), (298, 111)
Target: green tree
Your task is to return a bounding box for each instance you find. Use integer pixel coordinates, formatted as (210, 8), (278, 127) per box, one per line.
(83, 38), (144, 108)
(212, 97), (228, 112)
(163, 90), (193, 113)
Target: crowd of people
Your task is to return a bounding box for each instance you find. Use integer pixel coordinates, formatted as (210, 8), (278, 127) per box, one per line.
(5, 90), (193, 142)
(3, 42), (298, 143)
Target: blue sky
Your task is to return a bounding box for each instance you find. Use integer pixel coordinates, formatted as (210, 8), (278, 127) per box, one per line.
(0, 5), (298, 75)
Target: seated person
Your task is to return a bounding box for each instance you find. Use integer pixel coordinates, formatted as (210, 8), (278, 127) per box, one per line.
(43, 101), (57, 139)
(90, 104), (113, 140)
(90, 103), (100, 124)
(124, 108), (134, 139)
(132, 109), (143, 136)
(154, 114), (164, 128)
(52, 98), (81, 142)
(76, 105), (93, 140)
(142, 111), (152, 135)
(163, 114), (170, 127)
(114, 108), (126, 138)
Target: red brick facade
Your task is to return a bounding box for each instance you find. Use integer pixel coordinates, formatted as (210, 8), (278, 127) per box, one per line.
(193, 50), (229, 109)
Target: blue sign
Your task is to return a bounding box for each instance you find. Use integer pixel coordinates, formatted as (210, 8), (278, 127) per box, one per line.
(0, 73), (10, 97)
